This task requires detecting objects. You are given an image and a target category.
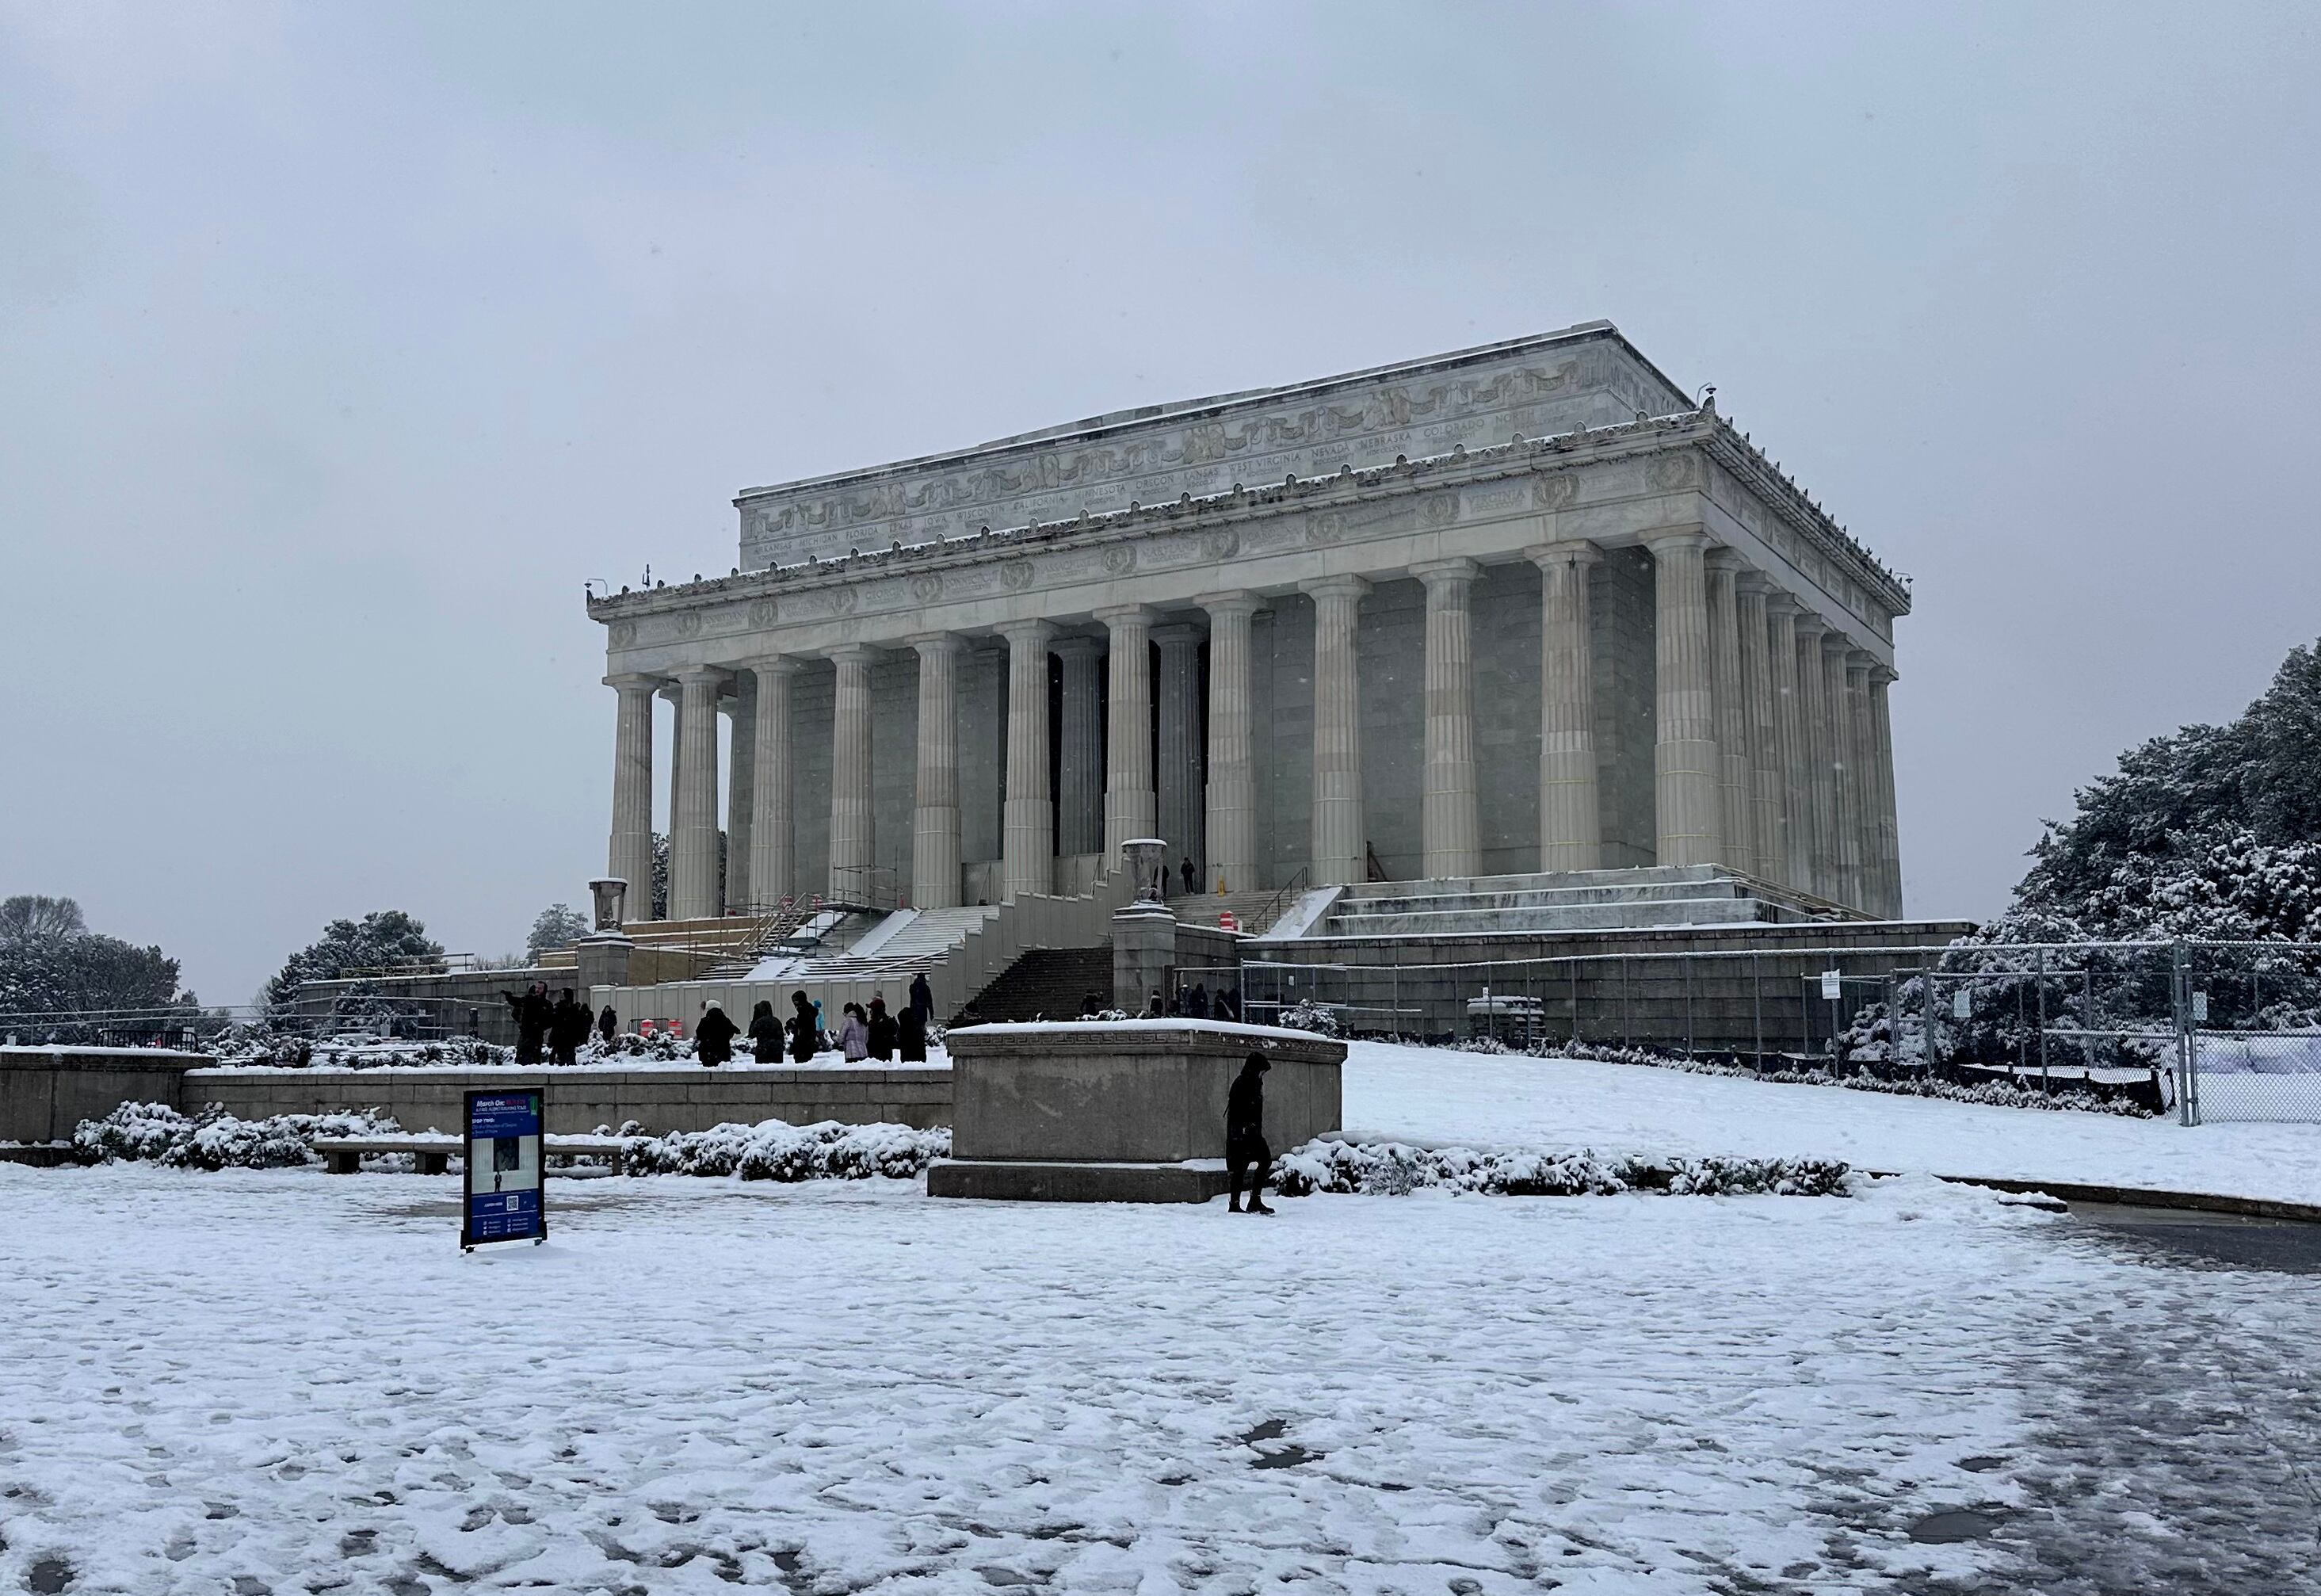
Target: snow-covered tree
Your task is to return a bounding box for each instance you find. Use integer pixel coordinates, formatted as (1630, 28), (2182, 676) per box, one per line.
(525, 903), (591, 961)
(261, 911), (445, 1017)
(0, 895), (197, 1037)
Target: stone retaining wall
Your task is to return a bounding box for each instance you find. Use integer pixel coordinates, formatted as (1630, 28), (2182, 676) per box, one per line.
(1, 1047), (212, 1144)
(181, 1065), (953, 1136)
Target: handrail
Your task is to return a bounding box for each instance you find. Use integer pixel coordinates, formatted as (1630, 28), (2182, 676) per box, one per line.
(1252, 866), (1311, 936)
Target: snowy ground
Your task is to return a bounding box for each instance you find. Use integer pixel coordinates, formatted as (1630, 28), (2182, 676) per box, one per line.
(8, 1046), (2321, 1594)
(1343, 1042), (2321, 1205)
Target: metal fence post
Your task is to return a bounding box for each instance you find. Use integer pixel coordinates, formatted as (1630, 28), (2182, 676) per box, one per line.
(1684, 959), (1695, 1060)
(1752, 952), (1764, 1072)
(2036, 947), (2049, 1086)
(2173, 940), (2197, 1127)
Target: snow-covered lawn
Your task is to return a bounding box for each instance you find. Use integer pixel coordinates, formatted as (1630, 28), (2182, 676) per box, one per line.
(1342, 1041), (2321, 1205)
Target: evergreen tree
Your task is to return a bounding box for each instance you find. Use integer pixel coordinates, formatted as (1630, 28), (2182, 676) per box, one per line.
(261, 911), (445, 1017)
(525, 903), (591, 961)
(0, 895), (194, 1037)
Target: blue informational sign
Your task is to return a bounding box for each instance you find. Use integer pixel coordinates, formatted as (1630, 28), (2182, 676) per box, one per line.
(461, 1087), (545, 1250)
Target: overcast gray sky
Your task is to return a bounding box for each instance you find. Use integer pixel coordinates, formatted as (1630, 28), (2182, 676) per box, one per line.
(5, 2), (2317, 1006)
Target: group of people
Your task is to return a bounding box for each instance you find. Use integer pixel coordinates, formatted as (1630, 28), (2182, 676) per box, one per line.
(692, 971), (939, 1067)
(499, 982), (618, 1066)
(1086, 983), (1239, 1020)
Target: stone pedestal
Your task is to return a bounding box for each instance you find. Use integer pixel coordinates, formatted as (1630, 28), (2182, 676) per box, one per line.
(575, 933), (636, 991)
(930, 1021), (1346, 1202)
(1112, 903), (1178, 1019)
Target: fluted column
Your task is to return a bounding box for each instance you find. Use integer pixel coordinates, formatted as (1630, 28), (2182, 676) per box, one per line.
(1704, 552), (1754, 876)
(1790, 613), (1834, 900)
(910, 635), (963, 910)
(1155, 622), (1205, 880)
(607, 674), (659, 921)
(1413, 558), (1480, 879)
(723, 681), (754, 910)
(1764, 596), (1808, 889)
(1001, 620), (1055, 900)
(1201, 592), (1261, 895)
(659, 682), (683, 914)
(749, 657), (798, 907)
(1097, 605), (1158, 864)
(670, 666), (723, 920)
(1056, 636), (1105, 861)
(1869, 664), (1903, 916)
(1736, 576), (1784, 885)
(1824, 636), (1863, 911)
(1304, 575), (1369, 886)
(827, 644), (877, 903)
(1646, 530), (1720, 867)
(1530, 540), (1600, 872)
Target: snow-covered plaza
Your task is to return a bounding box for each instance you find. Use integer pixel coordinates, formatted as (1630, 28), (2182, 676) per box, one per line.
(7, 1045), (2319, 1594)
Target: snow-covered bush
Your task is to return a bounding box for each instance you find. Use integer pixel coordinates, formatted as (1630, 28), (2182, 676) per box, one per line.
(1276, 998), (1343, 1038)
(1271, 1137), (1849, 1199)
(617, 1117), (949, 1181)
(74, 1102), (400, 1169)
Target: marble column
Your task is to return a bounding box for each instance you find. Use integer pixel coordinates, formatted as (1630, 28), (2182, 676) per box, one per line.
(1646, 530), (1721, 868)
(1530, 540), (1600, 872)
(1705, 552), (1754, 876)
(749, 657), (798, 908)
(1869, 665), (1903, 916)
(1056, 636), (1105, 863)
(1735, 576), (1785, 885)
(1413, 558), (1480, 879)
(1201, 592), (1262, 895)
(1824, 636), (1863, 911)
(1790, 614), (1834, 901)
(1154, 622), (1205, 881)
(1846, 653), (1884, 917)
(1765, 597), (1808, 891)
(670, 666), (724, 920)
(659, 682), (684, 914)
(1304, 575), (1369, 886)
(827, 645), (877, 903)
(1097, 605), (1158, 864)
(723, 678), (755, 911)
(910, 634), (963, 910)
(606, 674), (659, 921)
(1001, 620), (1055, 900)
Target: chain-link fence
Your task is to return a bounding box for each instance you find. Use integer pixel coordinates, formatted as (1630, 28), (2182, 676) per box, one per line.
(1228, 939), (2321, 1125)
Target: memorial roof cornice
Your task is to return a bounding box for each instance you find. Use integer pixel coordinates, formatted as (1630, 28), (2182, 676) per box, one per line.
(589, 405), (1907, 624)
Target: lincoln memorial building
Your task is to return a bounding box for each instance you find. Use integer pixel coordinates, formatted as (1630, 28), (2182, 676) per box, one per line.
(587, 322), (1907, 936)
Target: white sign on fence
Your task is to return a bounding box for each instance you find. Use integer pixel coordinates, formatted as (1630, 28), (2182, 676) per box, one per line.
(1819, 971), (1842, 1002)
(1953, 988), (1972, 1020)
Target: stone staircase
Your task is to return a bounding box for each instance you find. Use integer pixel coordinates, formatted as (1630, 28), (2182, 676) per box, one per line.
(1310, 865), (1851, 940)
(1162, 888), (1301, 935)
(952, 946), (1115, 1024)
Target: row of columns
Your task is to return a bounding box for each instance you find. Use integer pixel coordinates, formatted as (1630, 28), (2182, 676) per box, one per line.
(606, 536), (1901, 920)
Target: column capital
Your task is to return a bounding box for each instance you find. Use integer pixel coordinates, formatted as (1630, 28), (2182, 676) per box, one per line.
(1643, 525), (1712, 556)
(1733, 567), (1775, 595)
(1300, 573), (1371, 601)
(1704, 545), (1750, 575)
(1151, 620), (1206, 648)
(746, 653), (804, 679)
(1197, 589), (1264, 620)
(1844, 649), (1876, 679)
(1411, 556), (1481, 591)
(1789, 609), (1830, 640)
(998, 617), (1056, 647)
(673, 665), (726, 690)
(1525, 537), (1601, 571)
(1052, 633), (1106, 659)
(1869, 662), (1898, 686)
(605, 671), (663, 692)
(1094, 603), (1160, 628)
(906, 632), (965, 659)
(1761, 586), (1802, 616)
(1819, 629), (1854, 659)
(826, 642), (883, 666)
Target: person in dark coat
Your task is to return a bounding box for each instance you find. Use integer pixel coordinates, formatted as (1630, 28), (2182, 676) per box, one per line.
(786, 991), (820, 1062)
(1181, 856), (1197, 895)
(909, 972), (934, 1025)
(1187, 983), (1210, 1021)
(747, 998), (781, 1063)
(499, 982), (552, 1066)
(695, 1001), (739, 1067)
(1226, 1052), (1275, 1214)
(898, 1002), (928, 1063)
(597, 1003), (618, 1045)
(866, 995), (897, 1062)
(548, 989), (586, 1065)
(1219, 987), (1239, 1023)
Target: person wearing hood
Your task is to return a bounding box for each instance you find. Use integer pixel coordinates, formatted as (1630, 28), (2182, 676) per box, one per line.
(548, 988), (586, 1065)
(898, 999), (928, 1063)
(838, 1002), (869, 1062)
(867, 995), (897, 1061)
(499, 982), (552, 1066)
(746, 998), (781, 1063)
(597, 1003), (619, 1045)
(909, 972), (934, 1025)
(786, 991), (820, 1062)
(695, 1001), (739, 1067)
(1225, 1052), (1276, 1216)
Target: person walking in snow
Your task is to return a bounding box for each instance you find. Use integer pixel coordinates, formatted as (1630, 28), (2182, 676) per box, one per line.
(898, 1001), (928, 1063)
(786, 991), (819, 1062)
(1226, 1052), (1276, 1216)
(867, 995), (897, 1061)
(499, 981), (552, 1066)
(909, 972), (934, 1026)
(548, 988), (586, 1065)
(838, 1002), (869, 1062)
(747, 998), (781, 1063)
(694, 1000), (739, 1067)
(597, 1002), (618, 1045)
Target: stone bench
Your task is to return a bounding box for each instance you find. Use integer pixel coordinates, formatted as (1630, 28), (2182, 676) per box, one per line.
(311, 1132), (630, 1176)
